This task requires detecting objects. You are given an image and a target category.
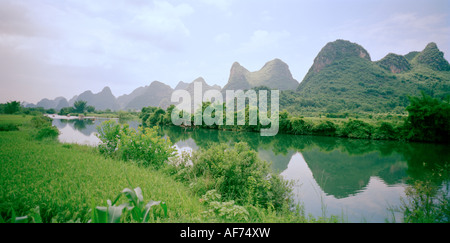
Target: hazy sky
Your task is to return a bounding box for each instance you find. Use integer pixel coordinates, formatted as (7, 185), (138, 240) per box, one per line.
(1, 0), (449, 103)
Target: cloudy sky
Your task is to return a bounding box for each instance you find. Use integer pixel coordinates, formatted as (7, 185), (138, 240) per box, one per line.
(0, 0), (449, 103)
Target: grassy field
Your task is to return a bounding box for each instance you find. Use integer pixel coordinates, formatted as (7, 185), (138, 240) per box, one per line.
(0, 115), (206, 222)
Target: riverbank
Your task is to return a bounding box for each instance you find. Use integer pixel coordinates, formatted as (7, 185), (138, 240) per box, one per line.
(0, 115), (337, 223)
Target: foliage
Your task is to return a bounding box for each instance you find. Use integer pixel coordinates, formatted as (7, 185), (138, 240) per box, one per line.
(3, 101), (21, 114)
(35, 126), (59, 141)
(91, 187), (167, 223)
(405, 92), (450, 143)
(200, 190), (249, 222)
(118, 125), (176, 169)
(96, 120), (121, 155)
(312, 120), (337, 136)
(397, 181), (449, 223)
(0, 123), (19, 132)
(97, 120), (176, 169)
(58, 107), (74, 116)
(339, 119), (374, 139)
(29, 115), (59, 140)
(289, 117), (314, 135)
(74, 100), (88, 113)
(372, 122), (400, 140)
(173, 142), (293, 210)
(86, 105), (95, 113)
(30, 116), (53, 129)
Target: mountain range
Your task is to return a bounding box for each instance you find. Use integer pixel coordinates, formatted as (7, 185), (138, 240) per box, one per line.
(28, 39), (450, 114)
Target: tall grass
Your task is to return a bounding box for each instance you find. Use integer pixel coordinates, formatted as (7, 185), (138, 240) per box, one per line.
(0, 116), (205, 222)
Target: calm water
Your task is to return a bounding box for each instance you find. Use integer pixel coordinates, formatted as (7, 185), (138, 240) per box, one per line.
(52, 118), (450, 222)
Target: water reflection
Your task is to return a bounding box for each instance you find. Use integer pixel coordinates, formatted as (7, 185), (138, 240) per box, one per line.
(51, 119), (450, 222)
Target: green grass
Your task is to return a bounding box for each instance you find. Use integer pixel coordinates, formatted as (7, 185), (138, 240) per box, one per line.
(0, 115), (205, 222)
(0, 115), (344, 223)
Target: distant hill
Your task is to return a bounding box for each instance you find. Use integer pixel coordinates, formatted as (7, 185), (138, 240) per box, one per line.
(30, 96), (69, 110)
(120, 78), (221, 111)
(70, 87), (121, 111)
(285, 39), (450, 115)
(124, 81), (173, 111)
(223, 58), (298, 91)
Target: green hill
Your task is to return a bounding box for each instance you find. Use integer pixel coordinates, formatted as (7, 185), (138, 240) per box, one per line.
(284, 40), (450, 115)
(223, 59), (298, 91)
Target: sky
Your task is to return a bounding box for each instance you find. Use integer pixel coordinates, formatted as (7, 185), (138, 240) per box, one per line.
(0, 0), (449, 104)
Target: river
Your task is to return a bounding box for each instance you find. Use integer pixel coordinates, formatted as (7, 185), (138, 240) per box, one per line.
(51, 117), (450, 222)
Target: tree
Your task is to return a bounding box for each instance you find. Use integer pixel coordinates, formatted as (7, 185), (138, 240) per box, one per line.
(59, 107), (74, 116)
(86, 106), (95, 113)
(4, 101), (21, 114)
(74, 100), (87, 113)
(405, 92), (450, 143)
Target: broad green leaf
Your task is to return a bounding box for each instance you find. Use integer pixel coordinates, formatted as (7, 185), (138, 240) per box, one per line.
(143, 201), (161, 222)
(134, 187), (144, 203)
(107, 205), (125, 223)
(121, 188), (138, 206)
(94, 206), (108, 223)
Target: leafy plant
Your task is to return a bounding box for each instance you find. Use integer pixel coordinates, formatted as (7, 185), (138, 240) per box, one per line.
(200, 190), (249, 222)
(96, 120), (121, 155)
(187, 142), (293, 210)
(91, 187), (167, 223)
(339, 119), (373, 139)
(118, 126), (176, 169)
(0, 123), (19, 132)
(35, 126), (59, 140)
(405, 92), (450, 143)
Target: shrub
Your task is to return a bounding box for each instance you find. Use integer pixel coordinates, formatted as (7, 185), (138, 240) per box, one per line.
(405, 93), (450, 143)
(339, 119), (373, 139)
(188, 142), (293, 209)
(30, 116), (53, 129)
(96, 120), (176, 169)
(398, 181), (450, 223)
(0, 123), (19, 132)
(35, 126), (59, 141)
(96, 120), (121, 156)
(312, 120), (337, 136)
(372, 122), (400, 140)
(118, 126), (176, 169)
(289, 118), (313, 135)
(200, 190), (249, 222)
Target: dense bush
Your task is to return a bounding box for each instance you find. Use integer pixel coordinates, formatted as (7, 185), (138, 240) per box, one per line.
(372, 122), (400, 140)
(97, 120), (176, 169)
(0, 123), (19, 132)
(312, 120), (338, 136)
(35, 126), (59, 141)
(96, 120), (121, 155)
(405, 93), (450, 143)
(171, 142), (293, 210)
(29, 115), (59, 141)
(289, 118), (313, 135)
(339, 119), (374, 139)
(118, 126), (176, 169)
(30, 116), (53, 129)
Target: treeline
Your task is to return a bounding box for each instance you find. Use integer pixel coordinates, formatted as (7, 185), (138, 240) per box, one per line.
(141, 93), (449, 143)
(0, 100), (139, 119)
